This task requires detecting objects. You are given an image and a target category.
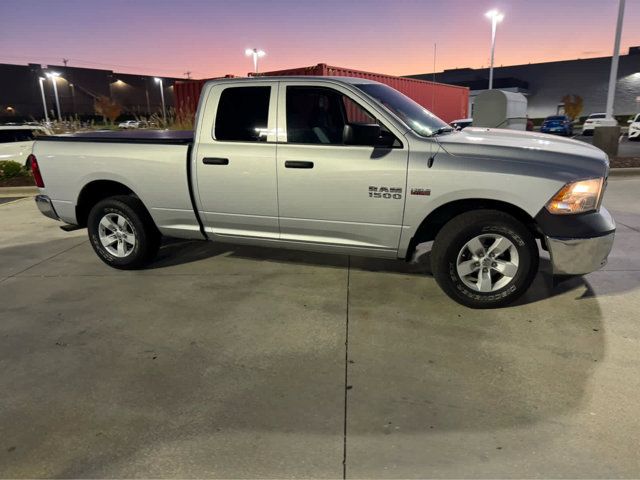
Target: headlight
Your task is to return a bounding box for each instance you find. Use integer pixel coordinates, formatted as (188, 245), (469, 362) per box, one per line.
(545, 177), (604, 215)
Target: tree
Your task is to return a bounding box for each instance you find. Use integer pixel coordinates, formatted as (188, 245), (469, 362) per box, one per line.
(94, 96), (122, 123)
(562, 94), (583, 120)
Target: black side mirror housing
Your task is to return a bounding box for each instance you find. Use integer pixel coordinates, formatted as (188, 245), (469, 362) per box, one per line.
(343, 123), (381, 146)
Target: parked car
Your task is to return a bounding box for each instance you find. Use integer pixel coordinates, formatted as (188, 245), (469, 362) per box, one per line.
(581, 113), (618, 135)
(450, 118), (472, 130)
(627, 113), (640, 141)
(0, 125), (51, 166)
(30, 77), (615, 308)
(118, 120), (141, 129)
(540, 115), (573, 136)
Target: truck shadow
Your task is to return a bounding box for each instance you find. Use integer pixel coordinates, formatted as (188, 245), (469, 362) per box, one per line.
(150, 238), (612, 306)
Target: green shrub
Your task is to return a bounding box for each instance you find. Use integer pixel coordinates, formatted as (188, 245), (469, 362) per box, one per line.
(0, 160), (29, 179)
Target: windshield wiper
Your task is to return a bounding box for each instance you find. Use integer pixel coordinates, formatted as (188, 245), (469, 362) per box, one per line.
(431, 126), (455, 136)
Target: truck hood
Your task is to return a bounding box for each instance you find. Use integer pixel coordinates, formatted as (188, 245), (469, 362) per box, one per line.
(435, 127), (608, 180)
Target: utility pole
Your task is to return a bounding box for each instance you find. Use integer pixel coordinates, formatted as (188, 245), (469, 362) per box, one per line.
(184, 71), (192, 79)
(63, 58), (69, 67)
(605, 0), (626, 118)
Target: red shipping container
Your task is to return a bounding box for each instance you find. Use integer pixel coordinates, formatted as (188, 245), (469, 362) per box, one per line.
(175, 63), (468, 123)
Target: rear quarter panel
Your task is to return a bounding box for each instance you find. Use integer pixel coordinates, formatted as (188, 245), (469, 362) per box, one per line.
(33, 140), (202, 238)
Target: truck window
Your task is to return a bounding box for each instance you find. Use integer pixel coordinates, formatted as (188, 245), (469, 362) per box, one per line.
(286, 86), (382, 146)
(214, 86), (270, 142)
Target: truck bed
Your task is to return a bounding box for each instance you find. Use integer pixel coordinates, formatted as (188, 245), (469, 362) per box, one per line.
(39, 129), (193, 145)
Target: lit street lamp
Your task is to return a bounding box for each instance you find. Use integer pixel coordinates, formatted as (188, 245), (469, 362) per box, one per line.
(245, 48), (266, 74)
(38, 76), (49, 123)
(45, 71), (62, 121)
(154, 77), (166, 123)
(485, 9), (504, 90)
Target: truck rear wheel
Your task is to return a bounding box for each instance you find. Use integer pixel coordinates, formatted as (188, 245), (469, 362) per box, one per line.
(87, 195), (160, 269)
(431, 210), (539, 308)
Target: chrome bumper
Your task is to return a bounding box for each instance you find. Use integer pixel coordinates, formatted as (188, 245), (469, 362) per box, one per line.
(546, 231), (615, 275)
(35, 194), (60, 221)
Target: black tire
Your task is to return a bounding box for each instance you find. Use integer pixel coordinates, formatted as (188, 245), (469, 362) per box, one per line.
(431, 210), (539, 309)
(87, 195), (160, 269)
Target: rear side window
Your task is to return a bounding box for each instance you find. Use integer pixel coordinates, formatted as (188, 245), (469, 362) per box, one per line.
(590, 114), (606, 119)
(13, 129), (35, 142)
(214, 86), (270, 142)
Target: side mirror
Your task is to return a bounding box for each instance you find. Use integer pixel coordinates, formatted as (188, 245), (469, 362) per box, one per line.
(343, 123), (381, 146)
(628, 119), (633, 124)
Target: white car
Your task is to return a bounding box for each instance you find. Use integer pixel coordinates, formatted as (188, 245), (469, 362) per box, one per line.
(450, 118), (473, 130)
(118, 120), (141, 129)
(0, 125), (51, 166)
(627, 113), (640, 141)
(581, 113), (618, 135)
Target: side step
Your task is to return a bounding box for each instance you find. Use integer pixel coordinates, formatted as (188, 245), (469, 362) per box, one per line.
(60, 224), (85, 232)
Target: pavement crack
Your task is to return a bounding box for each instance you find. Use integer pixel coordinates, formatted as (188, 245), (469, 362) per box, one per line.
(342, 255), (351, 479)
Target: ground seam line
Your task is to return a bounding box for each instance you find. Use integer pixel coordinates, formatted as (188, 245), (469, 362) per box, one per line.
(0, 239), (88, 284)
(342, 255), (351, 480)
(617, 220), (640, 234)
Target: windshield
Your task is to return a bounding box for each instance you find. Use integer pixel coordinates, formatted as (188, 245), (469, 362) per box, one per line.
(354, 83), (450, 137)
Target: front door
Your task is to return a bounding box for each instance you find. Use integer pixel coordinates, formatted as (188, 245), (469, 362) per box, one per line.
(275, 82), (408, 252)
(194, 82), (279, 239)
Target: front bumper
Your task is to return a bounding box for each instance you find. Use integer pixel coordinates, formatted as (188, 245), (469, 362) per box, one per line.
(546, 231), (615, 275)
(35, 194), (60, 221)
(542, 206), (615, 275)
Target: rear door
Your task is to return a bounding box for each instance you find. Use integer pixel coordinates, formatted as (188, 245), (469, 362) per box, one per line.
(194, 82), (280, 239)
(275, 81), (408, 253)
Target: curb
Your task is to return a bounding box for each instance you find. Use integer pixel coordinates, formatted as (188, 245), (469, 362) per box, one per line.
(0, 186), (38, 197)
(609, 167), (640, 177)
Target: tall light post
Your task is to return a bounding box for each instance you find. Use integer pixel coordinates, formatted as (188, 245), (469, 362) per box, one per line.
(154, 77), (166, 123)
(38, 77), (49, 123)
(485, 9), (504, 90)
(46, 72), (62, 121)
(245, 48), (266, 74)
(605, 0), (626, 118)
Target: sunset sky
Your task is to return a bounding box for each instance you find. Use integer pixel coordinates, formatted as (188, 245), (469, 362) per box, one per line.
(1, 0), (639, 79)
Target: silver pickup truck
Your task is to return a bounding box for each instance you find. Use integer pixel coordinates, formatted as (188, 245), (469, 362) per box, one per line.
(30, 76), (615, 308)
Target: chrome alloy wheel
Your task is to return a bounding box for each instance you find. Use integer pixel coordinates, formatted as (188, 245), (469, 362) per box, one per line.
(98, 213), (136, 258)
(455, 234), (520, 293)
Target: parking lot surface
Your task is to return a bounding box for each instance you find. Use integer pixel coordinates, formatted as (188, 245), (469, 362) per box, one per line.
(1, 176), (639, 478)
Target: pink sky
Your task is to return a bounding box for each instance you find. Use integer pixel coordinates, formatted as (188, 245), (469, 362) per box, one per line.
(1, 0), (639, 79)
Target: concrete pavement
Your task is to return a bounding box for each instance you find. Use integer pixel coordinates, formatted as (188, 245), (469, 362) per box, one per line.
(1, 177), (639, 478)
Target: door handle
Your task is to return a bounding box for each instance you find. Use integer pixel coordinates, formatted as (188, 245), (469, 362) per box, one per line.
(202, 157), (229, 165)
(285, 161), (314, 169)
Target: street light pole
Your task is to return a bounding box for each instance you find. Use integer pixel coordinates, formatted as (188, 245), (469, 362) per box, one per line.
(245, 48), (266, 74)
(38, 77), (49, 123)
(154, 78), (166, 123)
(46, 72), (62, 121)
(605, 0), (626, 118)
(485, 9), (504, 90)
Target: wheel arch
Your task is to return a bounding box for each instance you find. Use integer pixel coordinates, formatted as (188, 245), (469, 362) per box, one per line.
(76, 180), (142, 227)
(406, 198), (539, 260)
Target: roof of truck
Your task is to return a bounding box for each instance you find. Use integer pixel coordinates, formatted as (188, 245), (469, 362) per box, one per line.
(207, 76), (380, 85)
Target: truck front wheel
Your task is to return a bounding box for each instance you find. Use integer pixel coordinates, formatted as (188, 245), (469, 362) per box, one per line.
(431, 210), (539, 308)
(87, 195), (160, 269)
